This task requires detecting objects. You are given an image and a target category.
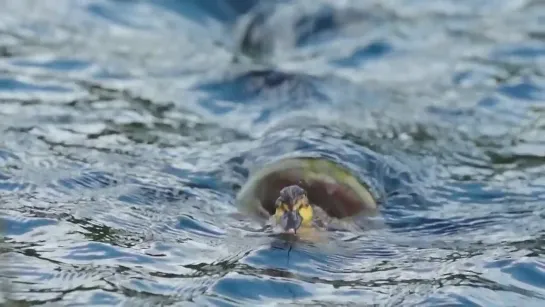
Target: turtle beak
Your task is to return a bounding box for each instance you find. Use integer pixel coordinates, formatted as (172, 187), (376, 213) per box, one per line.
(280, 209), (302, 234)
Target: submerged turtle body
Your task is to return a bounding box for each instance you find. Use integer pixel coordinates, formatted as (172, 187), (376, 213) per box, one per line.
(236, 157), (378, 233)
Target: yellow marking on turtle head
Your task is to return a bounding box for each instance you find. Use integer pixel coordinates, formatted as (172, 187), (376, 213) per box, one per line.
(274, 185), (314, 232)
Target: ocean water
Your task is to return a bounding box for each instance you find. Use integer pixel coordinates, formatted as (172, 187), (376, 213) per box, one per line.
(1, 0), (545, 306)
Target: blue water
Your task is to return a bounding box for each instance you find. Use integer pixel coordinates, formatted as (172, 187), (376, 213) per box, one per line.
(1, 0), (545, 306)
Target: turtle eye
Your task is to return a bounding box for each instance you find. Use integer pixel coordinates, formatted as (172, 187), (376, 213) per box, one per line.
(275, 198), (283, 208)
(299, 200), (308, 208)
(275, 198), (290, 212)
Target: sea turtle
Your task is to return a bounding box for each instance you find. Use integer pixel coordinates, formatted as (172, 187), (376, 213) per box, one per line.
(236, 157), (378, 237)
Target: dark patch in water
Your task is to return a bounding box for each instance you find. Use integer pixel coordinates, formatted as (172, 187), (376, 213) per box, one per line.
(196, 69), (328, 104)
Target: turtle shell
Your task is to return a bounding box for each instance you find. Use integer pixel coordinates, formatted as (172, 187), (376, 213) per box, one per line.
(236, 157), (378, 221)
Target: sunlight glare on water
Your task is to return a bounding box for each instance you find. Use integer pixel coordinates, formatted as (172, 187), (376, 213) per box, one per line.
(1, 0), (545, 306)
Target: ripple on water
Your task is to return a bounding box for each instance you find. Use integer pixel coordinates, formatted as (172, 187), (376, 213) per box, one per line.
(2, 0), (545, 306)
(211, 272), (318, 304)
(485, 258), (545, 294)
(1, 215), (57, 236)
(0, 75), (85, 104)
(10, 57), (92, 72)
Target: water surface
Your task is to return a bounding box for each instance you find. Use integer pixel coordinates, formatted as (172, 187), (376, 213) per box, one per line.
(1, 0), (545, 306)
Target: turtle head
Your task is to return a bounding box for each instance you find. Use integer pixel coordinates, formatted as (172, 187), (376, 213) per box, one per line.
(274, 185), (313, 234)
